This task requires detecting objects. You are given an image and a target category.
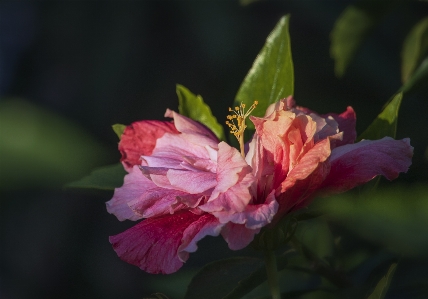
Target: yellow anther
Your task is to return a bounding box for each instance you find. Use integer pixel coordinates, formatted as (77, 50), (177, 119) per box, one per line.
(225, 101), (258, 157)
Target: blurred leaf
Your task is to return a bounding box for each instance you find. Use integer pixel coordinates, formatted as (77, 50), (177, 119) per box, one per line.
(366, 263), (397, 299)
(292, 220), (353, 289)
(0, 99), (110, 190)
(112, 124), (126, 139)
(239, 0), (263, 6)
(235, 15), (294, 130)
(66, 163), (125, 190)
(184, 257), (264, 299)
(401, 17), (428, 83)
(358, 93), (402, 141)
(294, 218), (334, 263)
(252, 289), (333, 299)
(184, 254), (296, 299)
(330, 1), (398, 77)
(400, 57), (428, 94)
(143, 294), (169, 299)
(176, 84), (225, 141)
(320, 186), (428, 257)
(340, 258), (397, 299)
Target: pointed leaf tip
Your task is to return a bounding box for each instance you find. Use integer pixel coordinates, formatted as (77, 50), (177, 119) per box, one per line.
(112, 124), (126, 139)
(367, 263), (397, 299)
(358, 93), (402, 141)
(235, 15), (294, 130)
(176, 84), (225, 141)
(66, 163), (126, 190)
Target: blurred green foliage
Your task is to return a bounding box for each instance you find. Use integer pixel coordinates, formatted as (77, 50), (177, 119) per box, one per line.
(319, 185), (428, 257)
(330, 0), (398, 77)
(0, 99), (111, 190)
(402, 17), (428, 83)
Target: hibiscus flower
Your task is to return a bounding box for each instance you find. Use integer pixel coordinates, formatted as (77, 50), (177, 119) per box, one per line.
(201, 97), (413, 228)
(106, 97), (413, 274)
(106, 109), (264, 274)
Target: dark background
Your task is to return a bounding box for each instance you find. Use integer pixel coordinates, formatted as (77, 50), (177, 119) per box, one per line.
(1, 1), (427, 298)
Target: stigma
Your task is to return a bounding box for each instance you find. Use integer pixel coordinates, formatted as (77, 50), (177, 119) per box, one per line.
(225, 101), (258, 157)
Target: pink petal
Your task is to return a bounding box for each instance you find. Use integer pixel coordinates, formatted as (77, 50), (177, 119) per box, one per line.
(322, 106), (356, 146)
(200, 142), (254, 214)
(213, 190), (278, 229)
(221, 222), (260, 250)
(106, 166), (155, 221)
(167, 169), (217, 194)
(178, 214), (223, 262)
(165, 109), (218, 143)
(106, 166), (187, 220)
(152, 133), (216, 162)
(129, 186), (187, 217)
(119, 120), (178, 172)
(320, 137), (413, 193)
(109, 211), (221, 274)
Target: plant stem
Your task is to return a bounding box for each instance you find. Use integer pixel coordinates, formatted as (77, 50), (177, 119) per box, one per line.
(265, 250), (281, 299)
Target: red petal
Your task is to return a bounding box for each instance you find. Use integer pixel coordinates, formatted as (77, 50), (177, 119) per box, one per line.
(109, 212), (220, 274)
(119, 120), (178, 171)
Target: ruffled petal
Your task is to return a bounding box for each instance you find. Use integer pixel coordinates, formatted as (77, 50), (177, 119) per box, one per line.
(109, 211), (220, 274)
(119, 120), (178, 171)
(322, 106), (356, 146)
(107, 166), (189, 220)
(213, 190), (278, 229)
(152, 133), (215, 163)
(106, 166), (155, 221)
(167, 169), (217, 194)
(200, 142), (254, 214)
(178, 214), (223, 262)
(221, 222), (260, 250)
(165, 109), (219, 146)
(274, 137), (331, 219)
(320, 137), (413, 193)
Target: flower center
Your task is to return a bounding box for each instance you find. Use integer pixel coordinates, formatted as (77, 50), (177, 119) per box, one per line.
(226, 101), (258, 157)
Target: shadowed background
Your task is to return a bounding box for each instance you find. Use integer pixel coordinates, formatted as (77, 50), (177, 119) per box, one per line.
(1, 1), (427, 298)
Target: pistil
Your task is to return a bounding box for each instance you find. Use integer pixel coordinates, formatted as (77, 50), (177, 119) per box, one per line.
(225, 101), (258, 157)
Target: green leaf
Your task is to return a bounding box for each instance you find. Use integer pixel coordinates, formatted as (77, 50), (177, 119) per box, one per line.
(184, 257), (264, 299)
(401, 17), (428, 83)
(66, 163), (126, 190)
(176, 84), (225, 141)
(357, 93), (402, 141)
(234, 15), (294, 130)
(330, 1), (398, 77)
(367, 263), (397, 299)
(319, 186), (428, 257)
(112, 124), (126, 139)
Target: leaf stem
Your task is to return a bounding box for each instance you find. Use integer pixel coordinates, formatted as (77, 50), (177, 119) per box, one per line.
(265, 250), (281, 299)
